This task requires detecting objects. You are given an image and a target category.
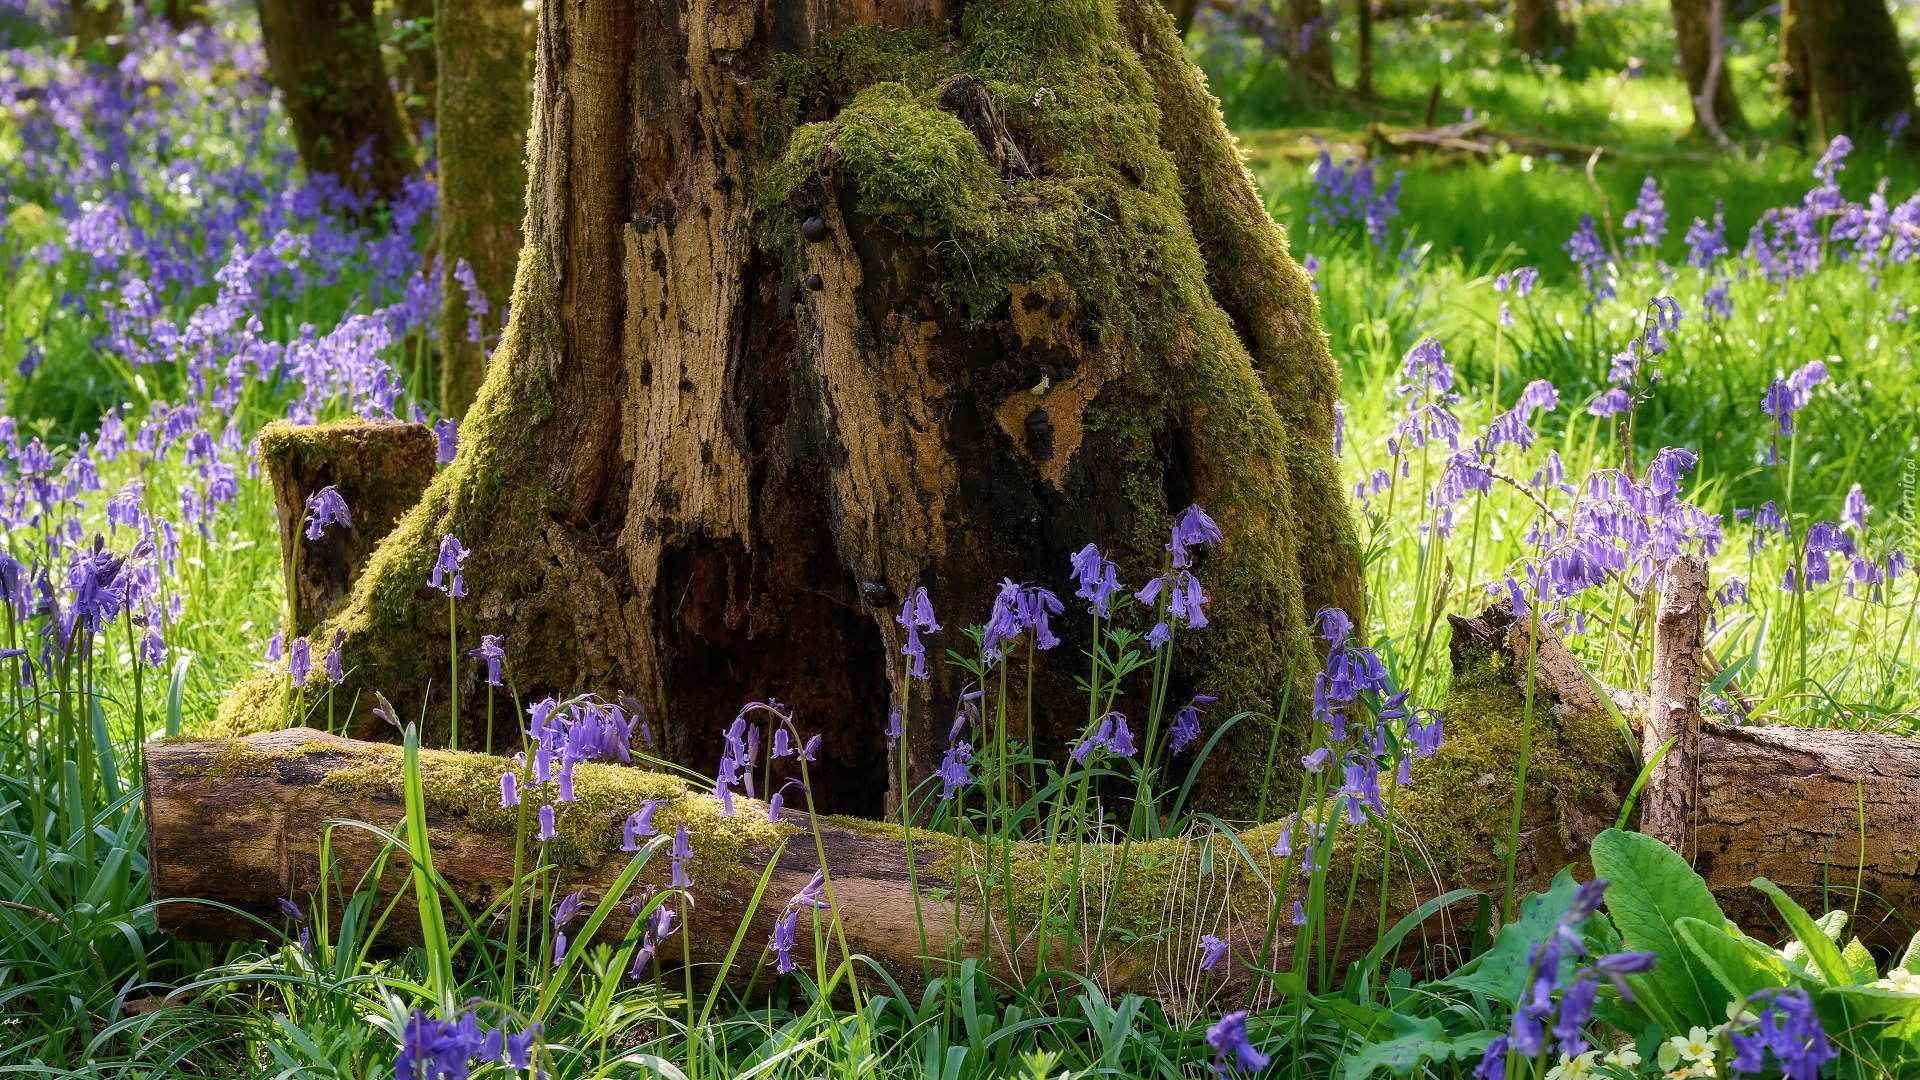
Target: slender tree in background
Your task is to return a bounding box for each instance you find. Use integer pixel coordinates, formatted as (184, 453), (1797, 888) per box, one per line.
(255, 0), (412, 197)
(1672, 0), (1744, 140)
(1779, 0), (1916, 144)
(391, 0), (437, 129)
(1513, 0), (1572, 57)
(217, 0), (1364, 821)
(69, 0), (118, 47)
(434, 0), (527, 418)
(1357, 0), (1374, 98)
(1287, 0), (1337, 91)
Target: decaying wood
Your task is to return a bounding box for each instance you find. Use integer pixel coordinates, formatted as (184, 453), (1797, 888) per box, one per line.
(149, 596), (1920, 995)
(1643, 555), (1708, 859)
(213, 0), (1363, 828)
(257, 422), (439, 636)
(143, 728), (1286, 1006)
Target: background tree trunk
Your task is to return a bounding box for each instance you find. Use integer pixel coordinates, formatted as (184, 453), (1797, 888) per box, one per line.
(255, 0), (412, 198)
(212, 0), (1360, 823)
(391, 0), (438, 130)
(1513, 0), (1572, 57)
(1780, 0), (1916, 142)
(1286, 0), (1338, 92)
(434, 0), (528, 418)
(69, 0), (118, 49)
(1671, 0), (1745, 135)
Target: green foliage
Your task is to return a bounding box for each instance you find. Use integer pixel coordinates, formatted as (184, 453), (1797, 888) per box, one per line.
(1440, 868), (1583, 1007)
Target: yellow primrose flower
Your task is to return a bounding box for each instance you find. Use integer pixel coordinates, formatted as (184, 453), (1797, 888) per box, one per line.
(1605, 1047), (1642, 1070)
(1872, 967), (1920, 994)
(1546, 1050), (1601, 1079)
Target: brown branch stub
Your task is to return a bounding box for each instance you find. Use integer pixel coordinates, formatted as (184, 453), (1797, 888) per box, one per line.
(1643, 555), (1709, 861)
(937, 74), (1033, 180)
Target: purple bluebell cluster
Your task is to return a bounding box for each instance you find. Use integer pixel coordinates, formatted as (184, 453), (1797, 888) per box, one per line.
(549, 888), (584, 967)
(1621, 172), (1667, 254)
(302, 485), (351, 540)
(713, 699), (818, 818)
(1474, 879), (1658, 1079)
(1726, 988), (1834, 1079)
(1306, 148), (1404, 246)
(502, 694), (641, 831)
(896, 587), (940, 679)
(394, 1007), (540, 1080)
(467, 634), (505, 686)
(1563, 214), (1613, 309)
(769, 868), (831, 974)
(430, 534), (470, 597)
(982, 578), (1063, 662)
(1136, 504), (1225, 649)
(625, 898), (678, 980)
(1307, 607), (1443, 820)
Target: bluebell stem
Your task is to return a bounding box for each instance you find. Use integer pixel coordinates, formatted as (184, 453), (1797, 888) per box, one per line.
(302, 485), (351, 540)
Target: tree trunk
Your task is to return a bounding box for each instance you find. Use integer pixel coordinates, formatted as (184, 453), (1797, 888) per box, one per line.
(1286, 0), (1338, 92)
(1513, 0), (1572, 57)
(158, 0), (202, 28)
(69, 0), (119, 49)
(1358, 0), (1374, 98)
(1640, 555), (1707, 857)
(392, 0), (438, 129)
(209, 0), (1361, 822)
(1671, 0), (1745, 136)
(1780, 0), (1916, 142)
(255, 0), (413, 198)
(434, 0), (528, 418)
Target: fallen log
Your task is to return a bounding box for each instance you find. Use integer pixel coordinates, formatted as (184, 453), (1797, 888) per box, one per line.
(146, 573), (1920, 1003)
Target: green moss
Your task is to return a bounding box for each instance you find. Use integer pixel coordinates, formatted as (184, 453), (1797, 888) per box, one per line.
(318, 743), (791, 884)
(210, 668), (284, 738)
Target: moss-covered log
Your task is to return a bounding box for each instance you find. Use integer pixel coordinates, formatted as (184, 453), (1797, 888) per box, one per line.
(210, 0), (1362, 821)
(255, 0), (412, 197)
(152, 601), (1920, 1003)
(434, 0), (527, 418)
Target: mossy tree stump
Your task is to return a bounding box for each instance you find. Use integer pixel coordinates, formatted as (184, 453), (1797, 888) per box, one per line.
(214, 0), (1363, 820)
(256, 421), (439, 638)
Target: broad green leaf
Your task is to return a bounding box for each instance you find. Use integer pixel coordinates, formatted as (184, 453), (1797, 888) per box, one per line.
(1440, 868), (1581, 1007)
(1815, 985), (1920, 1071)
(1844, 938), (1879, 985)
(1751, 878), (1855, 986)
(1342, 1012), (1498, 1079)
(1589, 828), (1728, 1029)
(1675, 916), (1793, 1002)
(1902, 931), (1920, 973)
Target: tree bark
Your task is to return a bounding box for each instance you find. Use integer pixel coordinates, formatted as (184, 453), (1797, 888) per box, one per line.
(255, 0), (413, 198)
(1780, 0), (1917, 142)
(1671, 0), (1745, 136)
(392, 0), (438, 129)
(434, 0), (527, 418)
(1641, 555), (1707, 858)
(210, 0), (1361, 822)
(1513, 0), (1572, 57)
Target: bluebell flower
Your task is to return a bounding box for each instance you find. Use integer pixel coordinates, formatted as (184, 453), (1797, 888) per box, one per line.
(430, 534), (471, 597)
(936, 743), (972, 799)
(1205, 1009), (1270, 1075)
(896, 587), (940, 678)
(303, 485), (351, 541)
(1564, 214), (1614, 308)
(1196, 934), (1229, 971)
(1586, 387), (1632, 417)
(538, 804), (556, 841)
(289, 637), (312, 687)
(499, 771), (518, 808)
(433, 417), (459, 464)
(1621, 172), (1667, 252)
(1069, 543), (1122, 618)
(466, 634), (505, 685)
(1843, 483), (1869, 532)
